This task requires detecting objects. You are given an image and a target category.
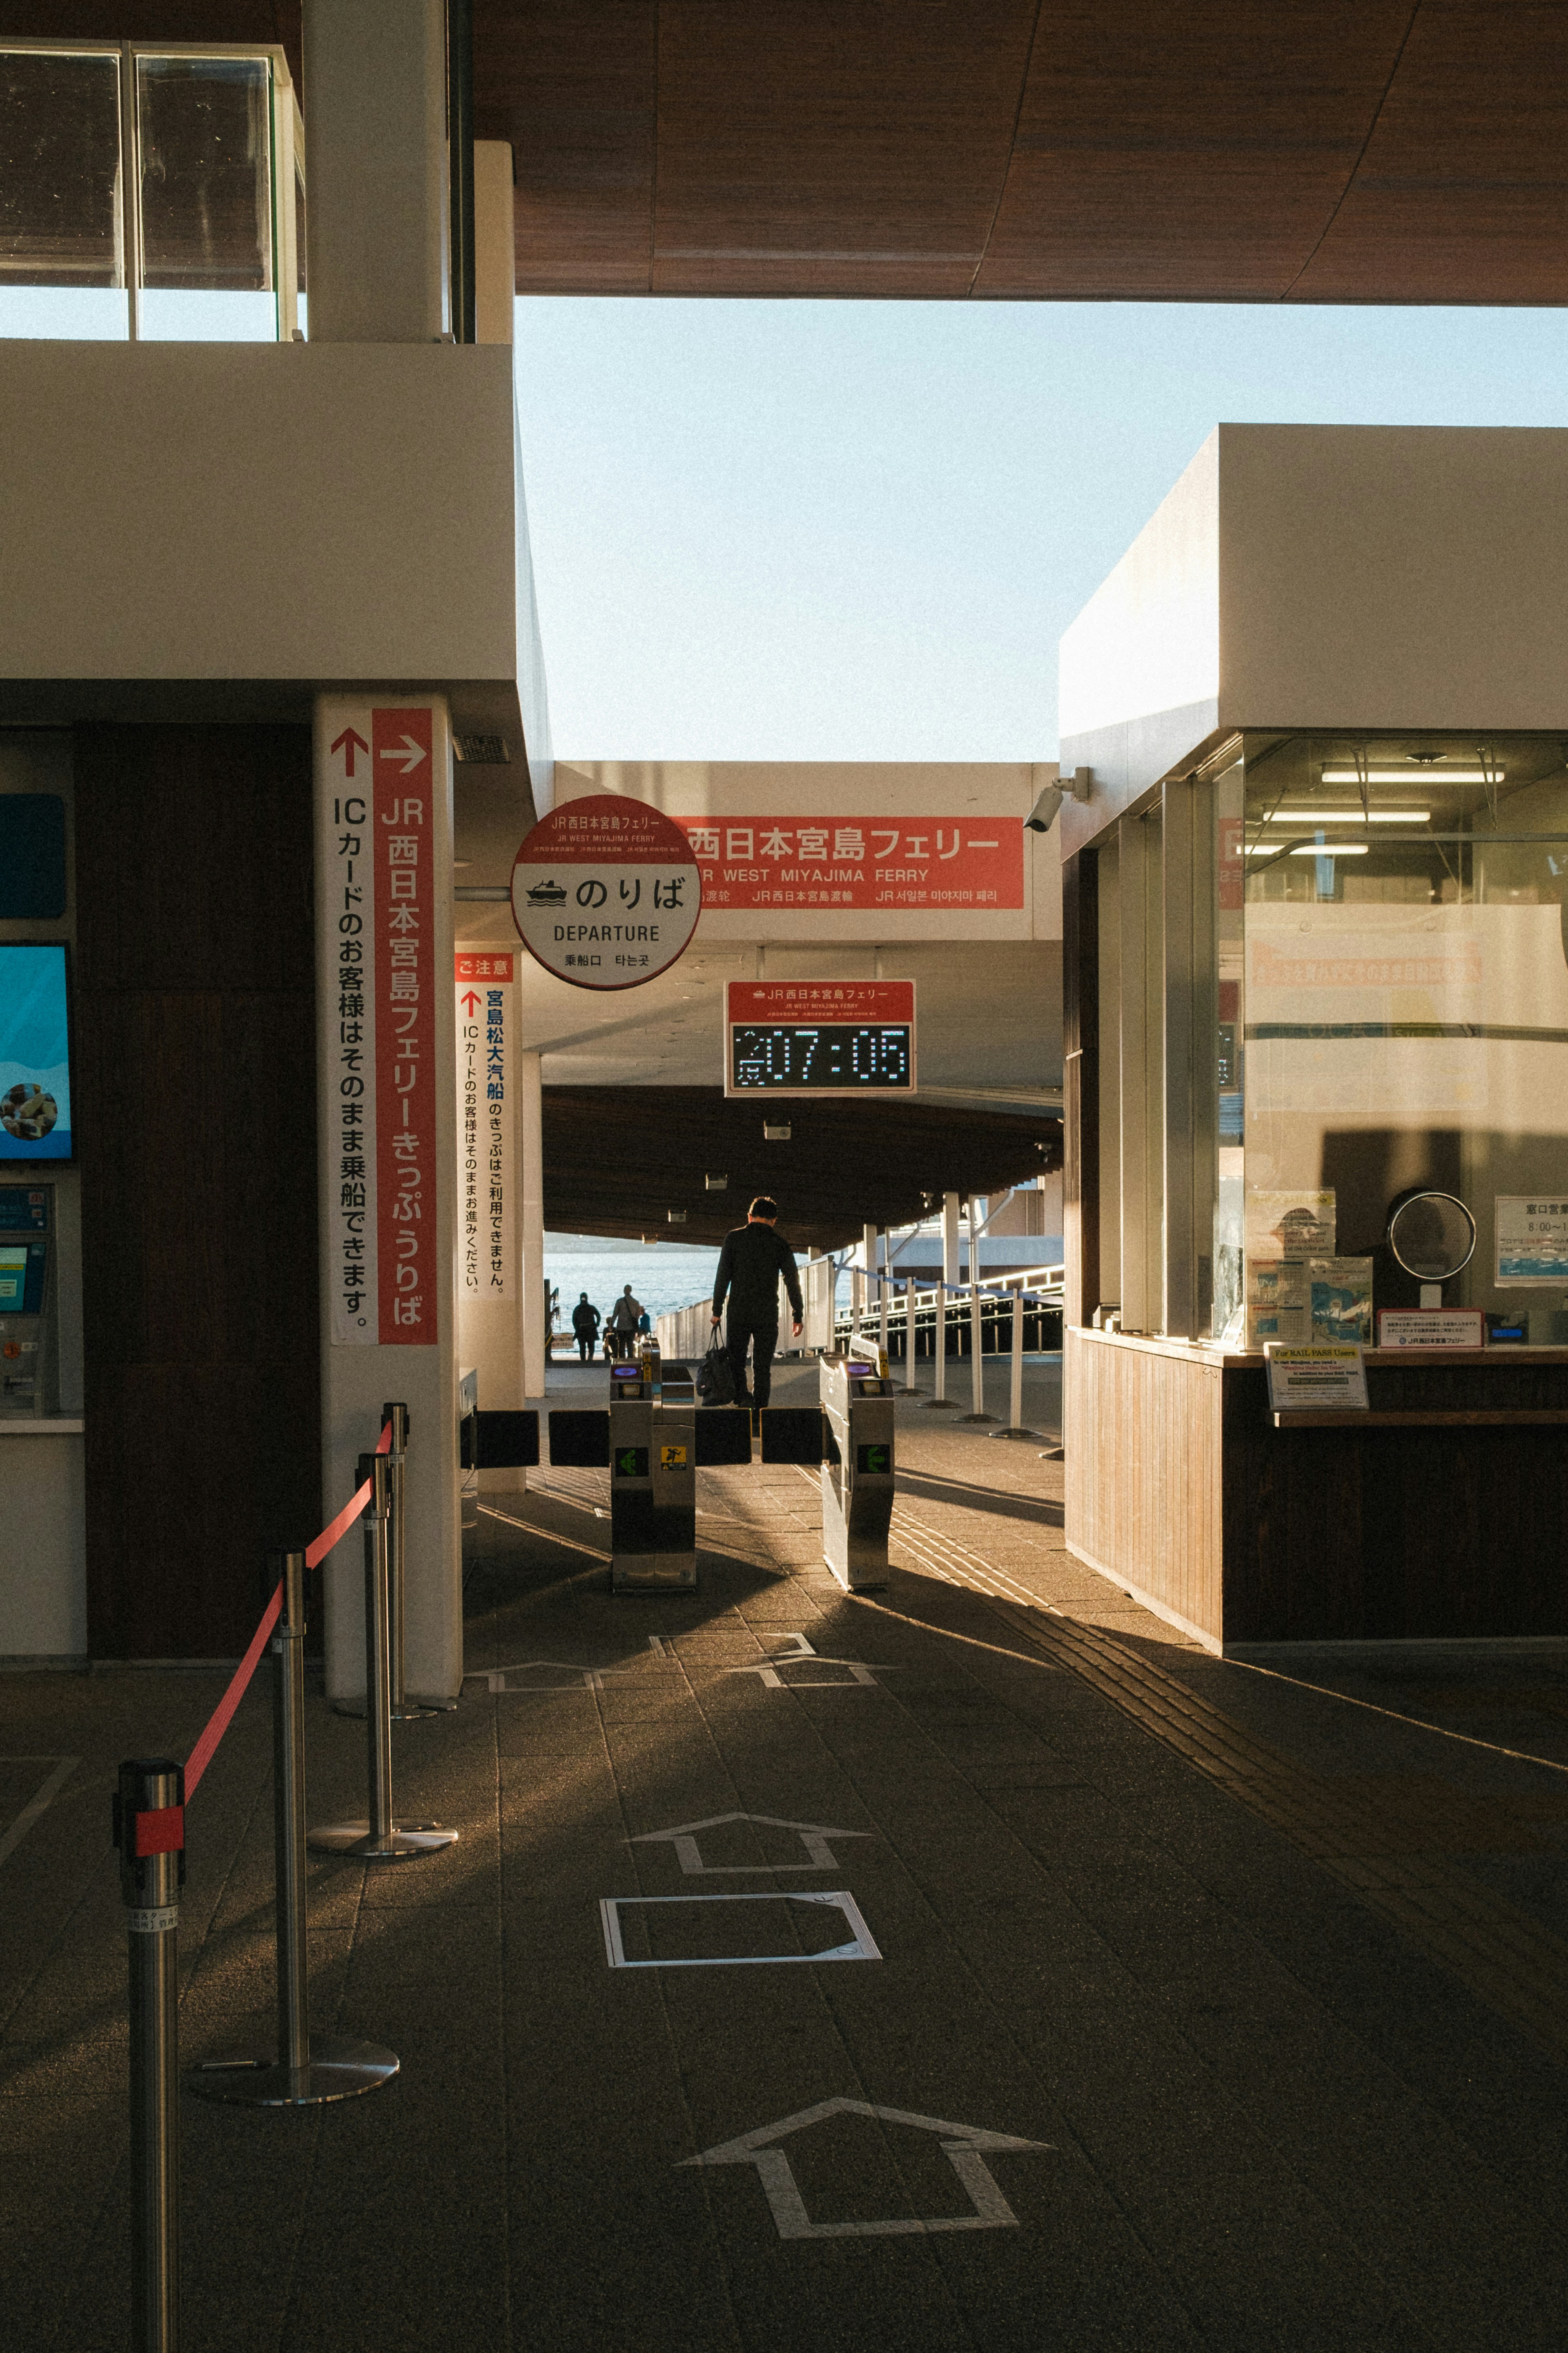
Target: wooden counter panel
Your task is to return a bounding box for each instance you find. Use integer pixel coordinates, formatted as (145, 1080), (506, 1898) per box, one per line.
(1065, 1327), (1223, 1643)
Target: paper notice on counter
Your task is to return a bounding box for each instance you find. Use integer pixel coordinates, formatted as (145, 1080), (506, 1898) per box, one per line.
(1377, 1309), (1484, 1349)
(1247, 1191), (1336, 1259)
(1266, 1344), (1369, 1414)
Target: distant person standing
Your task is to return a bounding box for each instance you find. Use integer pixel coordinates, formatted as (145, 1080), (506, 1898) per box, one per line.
(609, 1284), (644, 1360)
(711, 1196), (804, 1410)
(571, 1292), (601, 1362)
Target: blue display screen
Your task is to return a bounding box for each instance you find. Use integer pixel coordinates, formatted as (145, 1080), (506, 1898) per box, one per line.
(0, 944), (72, 1161)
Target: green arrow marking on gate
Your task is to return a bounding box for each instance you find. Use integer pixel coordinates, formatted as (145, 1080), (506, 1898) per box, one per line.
(857, 1443), (890, 1474)
(615, 1446), (649, 1478)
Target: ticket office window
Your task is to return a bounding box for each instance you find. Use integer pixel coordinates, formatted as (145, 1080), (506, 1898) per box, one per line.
(1237, 731), (1568, 1344)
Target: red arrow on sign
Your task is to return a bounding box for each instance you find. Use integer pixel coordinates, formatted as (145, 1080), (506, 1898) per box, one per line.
(459, 990), (481, 1016)
(331, 726), (369, 776)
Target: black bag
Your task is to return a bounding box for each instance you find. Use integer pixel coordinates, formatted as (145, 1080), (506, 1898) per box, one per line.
(697, 1335), (735, 1406)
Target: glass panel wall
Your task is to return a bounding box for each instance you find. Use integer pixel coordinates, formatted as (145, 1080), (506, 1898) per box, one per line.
(0, 42), (298, 341)
(0, 47), (126, 337)
(1237, 731), (1568, 1345)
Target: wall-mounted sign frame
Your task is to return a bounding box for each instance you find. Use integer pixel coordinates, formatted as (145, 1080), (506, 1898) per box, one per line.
(724, 980), (916, 1097)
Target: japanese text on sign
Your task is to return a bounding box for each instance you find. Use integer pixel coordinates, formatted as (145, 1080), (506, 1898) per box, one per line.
(457, 952), (513, 1300)
(673, 818), (1023, 910)
(374, 708), (437, 1345)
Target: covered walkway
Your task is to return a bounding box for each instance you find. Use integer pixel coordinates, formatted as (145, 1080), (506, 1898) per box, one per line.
(8, 1360), (1568, 2350)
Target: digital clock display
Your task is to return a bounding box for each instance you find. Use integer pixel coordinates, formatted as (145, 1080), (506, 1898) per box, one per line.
(730, 1023), (913, 1092)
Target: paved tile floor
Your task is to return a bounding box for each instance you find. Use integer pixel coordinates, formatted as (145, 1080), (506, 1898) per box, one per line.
(5, 1354), (1568, 2349)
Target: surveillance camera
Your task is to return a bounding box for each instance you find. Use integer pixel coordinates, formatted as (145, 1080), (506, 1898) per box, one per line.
(1025, 783), (1064, 834)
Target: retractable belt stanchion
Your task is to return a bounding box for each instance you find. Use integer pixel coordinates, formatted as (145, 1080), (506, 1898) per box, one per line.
(921, 1280), (956, 1407)
(113, 1758), (183, 2353)
(381, 1398), (447, 1717)
(310, 1454), (458, 1860)
(191, 1552), (399, 2105)
(992, 1281), (1043, 1441)
(960, 1276), (996, 1423)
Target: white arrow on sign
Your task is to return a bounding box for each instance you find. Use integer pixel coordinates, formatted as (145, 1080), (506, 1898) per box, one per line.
(379, 732), (428, 774)
(678, 2099), (1052, 2239)
(630, 1813), (873, 1874)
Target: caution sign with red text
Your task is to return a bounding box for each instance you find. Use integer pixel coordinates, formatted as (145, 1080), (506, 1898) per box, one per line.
(373, 708), (437, 1344)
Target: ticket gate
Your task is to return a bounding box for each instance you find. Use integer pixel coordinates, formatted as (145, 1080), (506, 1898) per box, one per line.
(0, 1185), (56, 1418)
(608, 1394), (697, 1591)
(820, 1352), (895, 1591)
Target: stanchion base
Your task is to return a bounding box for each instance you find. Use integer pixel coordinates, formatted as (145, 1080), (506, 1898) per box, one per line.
(387, 1703), (439, 1722)
(1039, 1447), (1065, 1461)
(958, 1412), (998, 1425)
(919, 1397), (960, 1410)
(307, 1822), (458, 1858)
(188, 2034), (399, 2106)
(408, 1692), (460, 1712)
(990, 1426), (1045, 1441)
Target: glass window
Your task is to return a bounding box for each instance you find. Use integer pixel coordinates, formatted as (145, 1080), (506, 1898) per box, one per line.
(136, 53), (275, 341)
(1235, 732), (1568, 1343)
(0, 47), (127, 337)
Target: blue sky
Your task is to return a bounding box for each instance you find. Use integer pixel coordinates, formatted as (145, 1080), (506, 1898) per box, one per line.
(514, 299), (1568, 763)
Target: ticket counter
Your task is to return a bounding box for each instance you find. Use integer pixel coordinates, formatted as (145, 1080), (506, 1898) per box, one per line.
(1057, 426), (1568, 1652)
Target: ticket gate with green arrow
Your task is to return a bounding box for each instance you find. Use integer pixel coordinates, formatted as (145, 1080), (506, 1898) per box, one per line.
(609, 1395), (698, 1590)
(820, 1354), (895, 1592)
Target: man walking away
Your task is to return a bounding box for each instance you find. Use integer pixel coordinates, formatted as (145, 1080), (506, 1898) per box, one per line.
(609, 1284), (644, 1362)
(711, 1196), (804, 1411)
(571, 1291), (601, 1363)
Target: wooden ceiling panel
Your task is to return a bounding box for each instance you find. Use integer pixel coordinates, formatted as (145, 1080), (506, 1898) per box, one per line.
(1294, 2), (1568, 305)
(647, 0), (1038, 297)
(978, 1), (1414, 299)
(543, 1085), (1061, 1249)
(479, 0), (658, 293)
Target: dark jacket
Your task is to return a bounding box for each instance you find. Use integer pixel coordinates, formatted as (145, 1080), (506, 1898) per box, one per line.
(571, 1300), (600, 1338)
(713, 1222), (804, 1323)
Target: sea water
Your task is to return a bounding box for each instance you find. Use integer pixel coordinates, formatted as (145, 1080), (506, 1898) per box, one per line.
(546, 1233), (722, 1328)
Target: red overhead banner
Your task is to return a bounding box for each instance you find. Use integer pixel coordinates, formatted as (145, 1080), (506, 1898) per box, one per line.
(727, 981), (915, 1025)
(674, 816), (1023, 911)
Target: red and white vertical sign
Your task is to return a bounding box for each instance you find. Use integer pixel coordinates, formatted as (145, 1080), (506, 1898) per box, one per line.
(322, 704), (439, 1347)
(372, 707), (436, 1344)
(455, 950), (514, 1300)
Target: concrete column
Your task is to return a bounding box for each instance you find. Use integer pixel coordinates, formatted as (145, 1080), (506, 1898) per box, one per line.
(942, 1193), (961, 1287)
(304, 0), (449, 343)
(520, 1049), (546, 1396)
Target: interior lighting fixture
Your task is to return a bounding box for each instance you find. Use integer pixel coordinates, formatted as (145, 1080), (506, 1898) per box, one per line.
(1321, 768), (1498, 785)
(1288, 844), (1369, 857)
(1263, 809), (1428, 824)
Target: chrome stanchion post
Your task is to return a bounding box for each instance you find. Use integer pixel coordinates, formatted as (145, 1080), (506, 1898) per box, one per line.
(114, 1758), (183, 2353)
(192, 1554), (399, 2103)
(961, 1265), (996, 1424)
(992, 1279), (1043, 1441)
(310, 1457), (457, 1860)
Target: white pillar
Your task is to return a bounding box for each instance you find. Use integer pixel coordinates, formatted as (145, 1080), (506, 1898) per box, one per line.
(520, 1049), (546, 1396)
(967, 1198), (991, 1420)
(473, 141), (515, 345)
(314, 692), (461, 1702)
(304, 0), (449, 343)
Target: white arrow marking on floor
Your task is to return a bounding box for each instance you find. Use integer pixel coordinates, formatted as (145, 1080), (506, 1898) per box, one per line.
(631, 1812), (874, 1874)
(466, 1658), (637, 1694)
(379, 732), (428, 773)
(679, 2099), (1052, 2238)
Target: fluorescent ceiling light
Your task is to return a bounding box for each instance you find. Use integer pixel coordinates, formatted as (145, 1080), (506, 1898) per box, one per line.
(1288, 843), (1369, 857)
(1320, 767), (1498, 785)
(1263, 809), (1429, 824)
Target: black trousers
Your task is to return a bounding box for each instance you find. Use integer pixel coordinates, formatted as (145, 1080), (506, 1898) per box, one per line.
(726, 1317), (778, 1409)
(576, 1335), (596, 1360)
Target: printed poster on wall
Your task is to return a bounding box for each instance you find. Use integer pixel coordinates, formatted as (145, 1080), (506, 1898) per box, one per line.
(456, 951), (513, 1300)
(322, 704), (438, 1345)
(1495, 1195), (1568, 1286)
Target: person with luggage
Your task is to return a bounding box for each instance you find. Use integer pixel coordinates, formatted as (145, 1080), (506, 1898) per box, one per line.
(710, 1196), (804, 1411)
(608, 1284), (644, 1362)
(571, 1292), (601, 1362)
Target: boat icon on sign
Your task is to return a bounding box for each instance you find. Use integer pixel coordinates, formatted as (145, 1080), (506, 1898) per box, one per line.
(524, 878), (568, 905)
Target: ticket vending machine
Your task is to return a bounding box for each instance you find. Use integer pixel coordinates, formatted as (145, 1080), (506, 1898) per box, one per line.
(820, 1353), (895, 1590)
(0, 1186), (55, 1418)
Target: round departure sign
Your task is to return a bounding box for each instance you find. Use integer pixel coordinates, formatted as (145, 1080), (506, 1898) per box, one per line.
(511, 797), (701, 990)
